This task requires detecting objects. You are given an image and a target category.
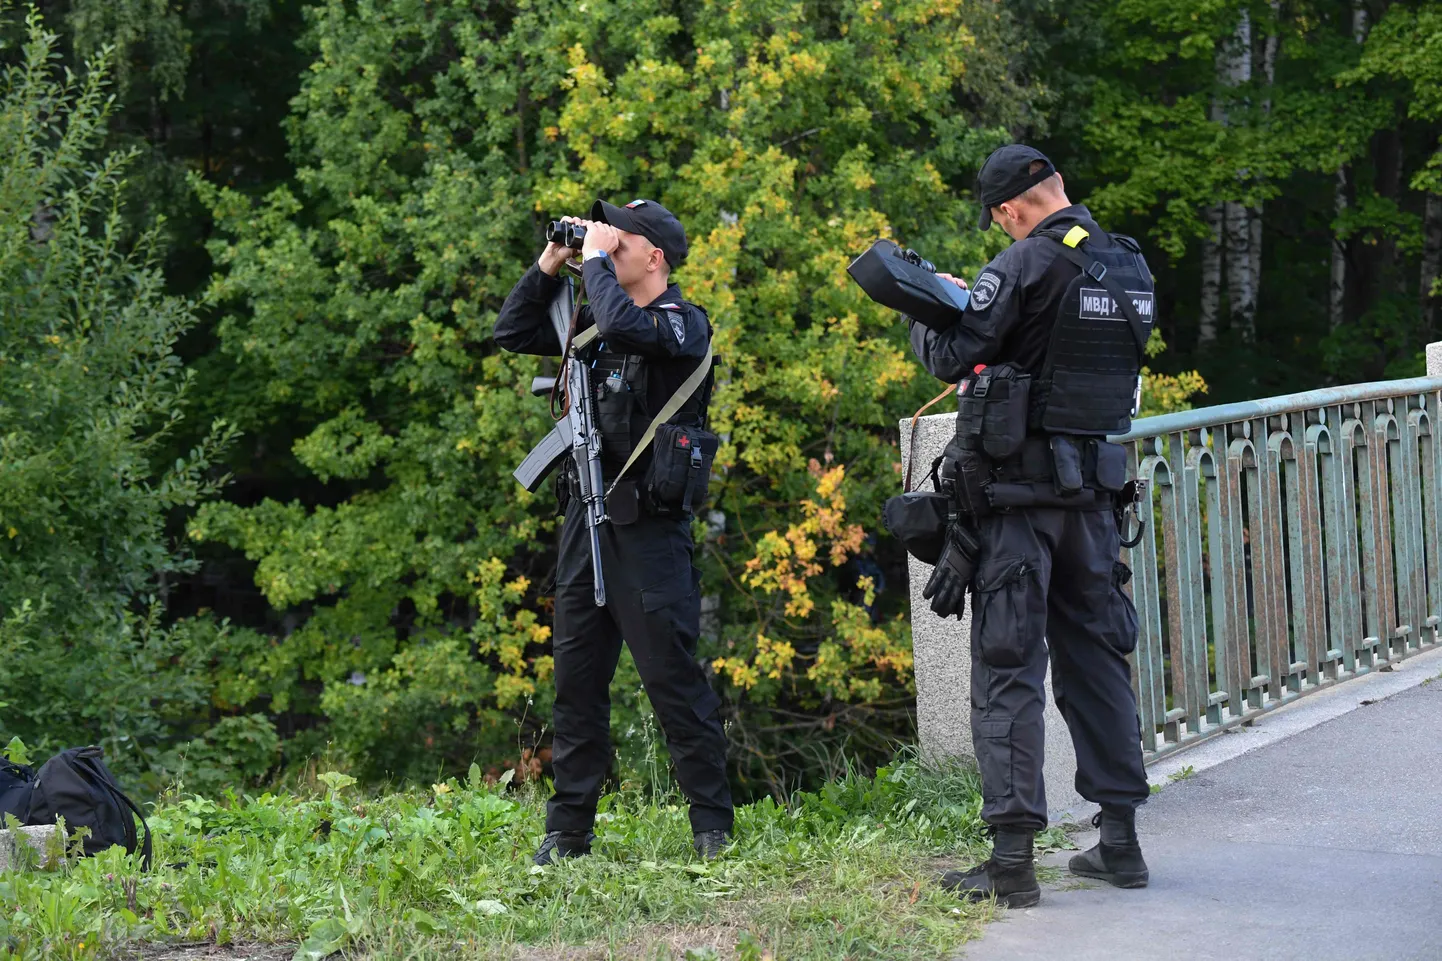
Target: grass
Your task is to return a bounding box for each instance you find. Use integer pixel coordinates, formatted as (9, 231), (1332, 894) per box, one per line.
(0, 751), (1006, 961)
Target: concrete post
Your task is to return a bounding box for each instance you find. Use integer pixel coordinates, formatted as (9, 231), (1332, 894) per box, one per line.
(0, 824), (60, 872)
(1427, 342), (1442, 376)
(900, 412), (1082, 819)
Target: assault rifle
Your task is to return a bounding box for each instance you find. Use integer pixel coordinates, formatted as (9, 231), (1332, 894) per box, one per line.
(512, 261), (609, 607)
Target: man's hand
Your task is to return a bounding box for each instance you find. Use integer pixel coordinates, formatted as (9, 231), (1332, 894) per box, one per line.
(936, 272), (968, 291)
(538, 215), (582, 276)
(580, 219), (621, 258)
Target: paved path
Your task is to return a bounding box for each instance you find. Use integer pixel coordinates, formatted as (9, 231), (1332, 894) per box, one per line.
(960, 663), (1442, 961)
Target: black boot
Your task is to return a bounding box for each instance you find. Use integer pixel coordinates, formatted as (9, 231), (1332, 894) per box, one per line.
(693, 829), (730, 860)
(533, 830), (595, 866)
(1068, 806), (1149, 888)
(940, 829), (1041, 908)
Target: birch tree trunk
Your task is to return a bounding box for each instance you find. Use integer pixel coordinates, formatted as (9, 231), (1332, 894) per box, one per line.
(1200, 205), (1223, 345)
(1331, 1), (1370, 330)
(1220, 7), (1255, 340)
(1248, 3), (1280, 312)
(1330, 168), (1349, 329)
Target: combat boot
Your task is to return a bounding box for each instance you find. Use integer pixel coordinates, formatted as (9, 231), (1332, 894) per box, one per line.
(693, 829), (730, 860)
(533, 830), (595, 866)
(940, 829), (1041, 908)
(1068, 806), (1149, 888)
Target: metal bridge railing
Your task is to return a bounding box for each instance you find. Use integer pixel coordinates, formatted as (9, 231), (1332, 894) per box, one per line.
(1111, 376), (1442, 759)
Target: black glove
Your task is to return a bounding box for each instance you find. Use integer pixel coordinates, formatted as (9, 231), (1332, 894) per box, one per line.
(921, 521), (980, 619)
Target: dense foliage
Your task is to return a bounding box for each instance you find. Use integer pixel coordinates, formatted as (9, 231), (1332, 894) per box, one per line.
(0, 9), (239, 779)
(1, 0), (1438, 800)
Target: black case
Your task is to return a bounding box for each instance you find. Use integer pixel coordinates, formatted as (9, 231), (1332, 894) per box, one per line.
(846, 239), (970, 331)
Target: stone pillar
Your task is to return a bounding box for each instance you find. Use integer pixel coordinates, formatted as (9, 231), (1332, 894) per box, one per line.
(900, 412), (1082, 819)
(1427, 342), (1442, 376)
(0, 824), (60, 871)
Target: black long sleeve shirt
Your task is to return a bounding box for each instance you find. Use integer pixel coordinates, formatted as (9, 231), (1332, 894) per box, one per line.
(910, 204), (1142, 383)
(494, 256), (711, 420)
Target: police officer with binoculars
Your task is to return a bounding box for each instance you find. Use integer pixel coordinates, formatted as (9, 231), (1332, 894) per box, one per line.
(494, 199), (733, 865)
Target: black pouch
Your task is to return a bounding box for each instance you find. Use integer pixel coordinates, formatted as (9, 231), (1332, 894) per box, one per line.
(957, 365), (1030, 460)
(1050, 436), (1084, 496)
(942, 435), (993, 518)
(882, 491), (951, 564)
(644, 423), (720, 514)
(1091, 440), (1128, 492)
(980, 371), (1030, 461)
(607, 479), (641, 525)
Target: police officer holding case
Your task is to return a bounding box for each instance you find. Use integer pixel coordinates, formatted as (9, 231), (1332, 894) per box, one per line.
(911, 145), (1154, 907)
(494, 199), (733, 864)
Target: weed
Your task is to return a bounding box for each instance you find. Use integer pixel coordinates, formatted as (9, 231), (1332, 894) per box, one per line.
(0, 750), (992, 960)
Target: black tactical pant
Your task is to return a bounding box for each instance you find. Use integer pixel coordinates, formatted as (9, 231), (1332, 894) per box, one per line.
(547, 503), (733, 835)
(969, 505), (1149, 831)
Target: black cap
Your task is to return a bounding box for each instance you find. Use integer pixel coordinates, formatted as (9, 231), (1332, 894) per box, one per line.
(591, 198), (689, 268)
(974, 145), (1057, 230)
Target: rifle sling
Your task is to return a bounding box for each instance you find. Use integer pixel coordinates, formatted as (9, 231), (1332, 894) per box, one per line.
(605, 343), (713, 497)
(564, 296), (715, 499)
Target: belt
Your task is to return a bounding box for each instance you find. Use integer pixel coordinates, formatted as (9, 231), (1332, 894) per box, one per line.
(994, 436), (1115, 485)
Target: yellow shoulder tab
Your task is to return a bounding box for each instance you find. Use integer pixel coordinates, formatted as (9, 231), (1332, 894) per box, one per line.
(1062, 225), (1090, 248)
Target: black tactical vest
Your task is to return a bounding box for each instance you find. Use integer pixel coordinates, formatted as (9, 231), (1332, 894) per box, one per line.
(586, 304), (712, 476)
(1030, 226), (1154, 436)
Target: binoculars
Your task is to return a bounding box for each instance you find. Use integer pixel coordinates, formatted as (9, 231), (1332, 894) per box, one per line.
(546, 220), (588, 250)
(900, 247), (936, 274)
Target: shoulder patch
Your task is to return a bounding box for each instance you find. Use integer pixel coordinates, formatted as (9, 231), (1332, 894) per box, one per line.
(669, 312), (686, 345)
(970, 269), (1004, 311)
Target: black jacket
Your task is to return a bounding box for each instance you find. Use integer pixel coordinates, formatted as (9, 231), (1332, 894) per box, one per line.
(494, 256), (711, 420)
(910, 204), (1137, 383)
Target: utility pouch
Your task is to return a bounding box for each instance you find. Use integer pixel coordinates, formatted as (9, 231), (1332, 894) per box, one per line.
(1050, 436), (1084, 496)
(593, 354), (640, 467)
(942, 435), (993, 519)
(606, 479), (640, 526)
(644, 423), (720, 514)
(882, 492), (951, 564)
(1092, 440), (1128, 492)
(957, 365), (1031, 460)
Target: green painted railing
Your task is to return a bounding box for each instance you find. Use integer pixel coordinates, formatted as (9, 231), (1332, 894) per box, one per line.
(1111, 377), (1442, 759)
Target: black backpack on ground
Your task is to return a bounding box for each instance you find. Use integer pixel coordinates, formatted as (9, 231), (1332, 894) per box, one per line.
(21, 746), (152, 869)
(1, 758), (35, 821)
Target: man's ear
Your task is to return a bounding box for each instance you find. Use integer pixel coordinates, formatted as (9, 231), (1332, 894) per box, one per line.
(998, 200), (1021, 226)
(650, 247), (667, 274)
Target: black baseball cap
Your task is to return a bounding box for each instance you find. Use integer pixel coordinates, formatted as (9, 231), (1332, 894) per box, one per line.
(591, 198), (689, 268)
(974, 145), (1057, 230)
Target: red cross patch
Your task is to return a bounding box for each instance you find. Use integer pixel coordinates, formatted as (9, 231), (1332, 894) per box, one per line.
(677, 434), (691, 448)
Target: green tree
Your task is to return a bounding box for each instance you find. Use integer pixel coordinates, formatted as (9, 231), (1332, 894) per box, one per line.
(0, 6), (239, 781)
(189, 0), (1048, 790)
(1017, 0), (1439, 399)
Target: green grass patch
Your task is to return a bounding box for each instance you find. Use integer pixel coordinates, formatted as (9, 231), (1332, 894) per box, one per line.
(0, 753), (999, 960)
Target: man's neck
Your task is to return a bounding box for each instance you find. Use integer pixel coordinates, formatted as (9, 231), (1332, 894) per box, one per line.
(624, 273), (671, 306)
(1027, 197), (1073, 234)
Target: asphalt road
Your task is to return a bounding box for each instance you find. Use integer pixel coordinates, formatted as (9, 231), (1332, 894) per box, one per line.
(960, 677), (1442, 961)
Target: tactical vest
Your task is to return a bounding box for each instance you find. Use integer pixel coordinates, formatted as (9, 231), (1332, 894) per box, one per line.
(1030, 225), (1154, 436)
(587, 304), (713, 477)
